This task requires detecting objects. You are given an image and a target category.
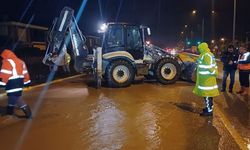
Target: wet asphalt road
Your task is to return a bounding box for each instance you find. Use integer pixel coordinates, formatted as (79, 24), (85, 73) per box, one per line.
(0, 75), (242, 150)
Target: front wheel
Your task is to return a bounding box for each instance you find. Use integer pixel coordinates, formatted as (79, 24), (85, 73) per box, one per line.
(105, 60), (135, 87)
(155, 58), (181, 84)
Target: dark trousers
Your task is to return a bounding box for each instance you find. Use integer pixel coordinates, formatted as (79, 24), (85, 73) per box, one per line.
(8, 96), (26, 108)
(222, 69), (236, 90)
(239, 70), (250, 87)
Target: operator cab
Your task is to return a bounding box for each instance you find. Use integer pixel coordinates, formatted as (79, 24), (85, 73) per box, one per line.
(102, 23), (145, 60)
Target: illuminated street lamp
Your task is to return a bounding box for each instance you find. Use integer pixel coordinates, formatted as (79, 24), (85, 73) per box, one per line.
(184, 25), (188, 28)
(192, 10), (197, 15)
(221, 38), (225, 42)
(191, 8), (216, 42)
(211, 40), (215, 44)
(191, 10), (205, 41)
(181, 31), (184, 34)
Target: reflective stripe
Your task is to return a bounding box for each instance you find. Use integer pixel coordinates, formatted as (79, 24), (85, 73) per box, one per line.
(7, 59), (17, 76)
(72, 34), (80, 56)
(201, 53), (213, 63)
(199, 70), (216, 75)
(198, 85), (218, 90)
(6, 88), (23, 93)
(199, 71), (210, 75)
(0, 81), (6, 86)
(9, 75), (24, 80)
(24, 80), (31, 85)
(59, 10), (69, 32)
(19, 104), (27, 109)
(205, 97), (213, 112)
(198, 64), (217, 69)
(23, 70), (28, 74)
(5, 59), (24, 80)
(238, 52), (250, 62)
(199, 53), (217, 70)
(0, 69), (12, 74)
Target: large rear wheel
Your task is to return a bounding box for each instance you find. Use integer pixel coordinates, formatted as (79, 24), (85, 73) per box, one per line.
(155, 58), (181, 84)
(106, 60), (135, 87)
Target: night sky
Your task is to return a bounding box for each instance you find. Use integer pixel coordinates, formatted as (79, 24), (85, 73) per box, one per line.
(0, 0), (250, 47)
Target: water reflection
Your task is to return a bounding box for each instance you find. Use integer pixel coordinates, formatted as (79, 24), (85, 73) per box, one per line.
(86, 92), (126, 150)
(189, 118), (220, 149)
(136, 102), (161, 150)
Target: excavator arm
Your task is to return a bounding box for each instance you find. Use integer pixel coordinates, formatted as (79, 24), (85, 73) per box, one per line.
(43, 7), (89, 72)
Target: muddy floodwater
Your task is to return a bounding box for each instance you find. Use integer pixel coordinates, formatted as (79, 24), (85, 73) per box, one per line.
(0, 76), (243, 150)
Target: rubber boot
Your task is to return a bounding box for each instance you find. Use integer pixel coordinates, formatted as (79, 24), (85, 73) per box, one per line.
(200, 108), (213, 116)
(241, 87), (249, 96)
(6, 105), (14, 115)
(236, 87), (244, 94)
(21, 105), (32, 119)
(200, 98), (213, 117)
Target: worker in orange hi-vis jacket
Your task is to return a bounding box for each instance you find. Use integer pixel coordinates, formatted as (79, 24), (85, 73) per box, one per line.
(0, 49), (32, 119)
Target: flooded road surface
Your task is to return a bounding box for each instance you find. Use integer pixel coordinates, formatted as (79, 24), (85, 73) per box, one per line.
(0, 76), (245, 150)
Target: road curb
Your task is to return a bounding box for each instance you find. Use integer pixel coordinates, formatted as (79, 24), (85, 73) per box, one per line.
(0, 74), (83, 99)
(214, 103), (248, 150)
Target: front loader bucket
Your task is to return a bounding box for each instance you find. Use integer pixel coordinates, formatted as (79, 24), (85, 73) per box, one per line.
(180, 62), (196, 82)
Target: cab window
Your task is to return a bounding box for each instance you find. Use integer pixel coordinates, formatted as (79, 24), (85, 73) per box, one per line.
(126, 26), (142, 50)
(106, 25), (124, 48)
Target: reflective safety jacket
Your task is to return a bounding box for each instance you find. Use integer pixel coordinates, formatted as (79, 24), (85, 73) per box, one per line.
(193, 43), (220, 97)
(238, 52), (250, 71)
(0, 49), (31, 96)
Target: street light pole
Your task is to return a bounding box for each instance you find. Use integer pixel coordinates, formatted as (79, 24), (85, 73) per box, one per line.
(233, 0), (237, 44)
(212, 0), (215, 40)
(193, 10), (205, 42)
(202, 17), (205, 42)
